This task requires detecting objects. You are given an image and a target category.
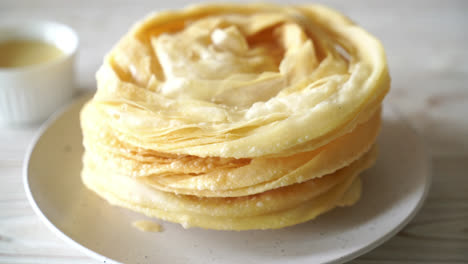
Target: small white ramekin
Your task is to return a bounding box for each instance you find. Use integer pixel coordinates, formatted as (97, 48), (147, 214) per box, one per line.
(0, 21), (78, 125)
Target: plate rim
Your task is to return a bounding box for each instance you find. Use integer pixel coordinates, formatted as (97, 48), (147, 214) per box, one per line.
(23, 94), (113, 263)
(23, 95), (432, 264)
(329, 105), (432, 264)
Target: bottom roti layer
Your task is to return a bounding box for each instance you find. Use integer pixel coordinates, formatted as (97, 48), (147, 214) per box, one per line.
(82, 146), (376, 230)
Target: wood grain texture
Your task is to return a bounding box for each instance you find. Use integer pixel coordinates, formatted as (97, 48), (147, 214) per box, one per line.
(1, 0), (467, 263)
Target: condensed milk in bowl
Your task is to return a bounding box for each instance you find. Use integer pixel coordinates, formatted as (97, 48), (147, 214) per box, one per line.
(0, 20), (78, 125)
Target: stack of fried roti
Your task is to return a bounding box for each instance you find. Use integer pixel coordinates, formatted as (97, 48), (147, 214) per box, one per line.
(81, 3), (390, 230)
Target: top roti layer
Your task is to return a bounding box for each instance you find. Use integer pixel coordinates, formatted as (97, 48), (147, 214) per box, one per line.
(89, 3), (390, 158)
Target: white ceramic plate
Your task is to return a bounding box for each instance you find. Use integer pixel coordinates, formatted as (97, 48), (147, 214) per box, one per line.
(24, 95), (431, 264)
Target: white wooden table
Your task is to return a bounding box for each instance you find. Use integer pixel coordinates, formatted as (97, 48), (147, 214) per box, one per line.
(1, 0), (467, 263)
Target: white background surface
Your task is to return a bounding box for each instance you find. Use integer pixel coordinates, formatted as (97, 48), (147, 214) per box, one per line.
(1, 0), (467, 263)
